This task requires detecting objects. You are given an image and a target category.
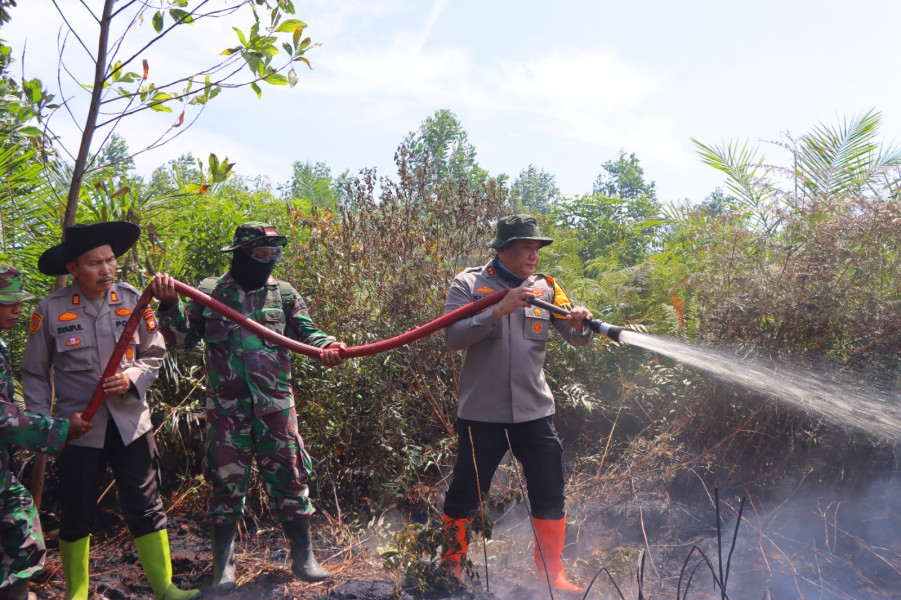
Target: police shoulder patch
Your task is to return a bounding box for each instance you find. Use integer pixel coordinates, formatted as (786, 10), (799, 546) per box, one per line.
(29, 312), (43, 334)
(142, 306), (158, 333)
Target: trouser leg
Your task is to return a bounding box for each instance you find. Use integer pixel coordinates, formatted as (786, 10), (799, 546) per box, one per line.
(55, 439), (100, 600)
(106, 426), (167, 537)
(249, 408), (328, 581)
(442, 419), (509, 519)
(204, 411), (253, 526)
(507, 416), (566, 521)
(0, 578), (37, 600)
(56, 442), (105, 542)
(253, 408), (314, 521)
(0, 480), (46, 589)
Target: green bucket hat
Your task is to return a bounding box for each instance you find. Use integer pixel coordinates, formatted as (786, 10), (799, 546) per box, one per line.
(220, 222), (288, 252)
(0, 264), (35, 305)
(487, 214), (553, 249)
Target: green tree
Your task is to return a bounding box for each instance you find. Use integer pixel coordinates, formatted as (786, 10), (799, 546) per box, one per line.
(281, 160), (350, 210)
(551, 151), (662, 267)
(699, 187), (736, 217)
(551, 192), (663, 269)
(510, 164), (560, 214)
(403, 109), (488, 186)
(593, 150), (657, 203)
(29, 0), (316, 235)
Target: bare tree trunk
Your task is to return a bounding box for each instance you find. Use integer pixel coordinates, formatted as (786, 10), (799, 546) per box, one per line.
(63, 0), (114, 228)
(31, 0), (115, 510)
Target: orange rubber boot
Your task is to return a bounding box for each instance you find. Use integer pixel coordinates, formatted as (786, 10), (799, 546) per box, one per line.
(532, 517), (583, 594)
(440, 514), (471, 577)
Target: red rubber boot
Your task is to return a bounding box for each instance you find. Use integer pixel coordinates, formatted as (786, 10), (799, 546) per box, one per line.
(532, 517), (583, 594)
(440, 514), (471, 577)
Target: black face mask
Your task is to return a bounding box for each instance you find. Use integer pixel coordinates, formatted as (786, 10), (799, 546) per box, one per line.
(229, 249), (276, 290)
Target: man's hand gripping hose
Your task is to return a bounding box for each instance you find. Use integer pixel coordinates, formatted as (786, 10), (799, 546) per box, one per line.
(526, 296), (623, 341)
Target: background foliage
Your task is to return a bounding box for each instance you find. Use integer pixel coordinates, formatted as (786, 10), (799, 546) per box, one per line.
(2, 13), (901, 590)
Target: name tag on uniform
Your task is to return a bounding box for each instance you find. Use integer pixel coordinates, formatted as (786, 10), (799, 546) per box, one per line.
(262, 308), (282, 322)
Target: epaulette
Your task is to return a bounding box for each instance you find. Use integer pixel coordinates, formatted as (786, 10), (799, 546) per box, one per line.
(276, 280), (296, 314)
(464, 267), (481, 273)
(197, 276), (223, 296)
(116, 281), (140, 295)
(44, 286), (71, 300)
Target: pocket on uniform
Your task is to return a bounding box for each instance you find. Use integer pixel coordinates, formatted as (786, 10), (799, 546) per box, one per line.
(54, 334), (95, 371)
(523, 306), (550, 341)
(203, 313), (237, 344)
(259, 307), (286, 348)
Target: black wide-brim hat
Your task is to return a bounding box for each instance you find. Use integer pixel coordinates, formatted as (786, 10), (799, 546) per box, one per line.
(38, 221), (141, 276)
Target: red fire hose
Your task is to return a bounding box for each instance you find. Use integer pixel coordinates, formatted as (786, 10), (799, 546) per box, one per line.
(82, 279), (510, 421)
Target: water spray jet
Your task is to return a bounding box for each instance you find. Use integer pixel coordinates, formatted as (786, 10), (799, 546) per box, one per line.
(530, 298), (901, 443)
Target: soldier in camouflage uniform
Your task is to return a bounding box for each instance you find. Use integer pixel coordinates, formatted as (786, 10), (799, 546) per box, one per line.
(0, 264), (92, 600)
(150, 222), (346, 591)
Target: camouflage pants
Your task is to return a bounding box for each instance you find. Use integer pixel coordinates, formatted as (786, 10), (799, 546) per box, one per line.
(205, 407), (315, 525)
(0, 479), (45, 588)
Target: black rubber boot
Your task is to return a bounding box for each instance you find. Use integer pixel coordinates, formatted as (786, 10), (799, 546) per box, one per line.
(283, 518), (331, 582)
(0, 580), (36, 600)
(210, 522), (237, 591)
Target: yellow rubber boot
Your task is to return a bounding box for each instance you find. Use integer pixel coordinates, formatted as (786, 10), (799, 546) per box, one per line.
(440, 514), (471, 578)
(59, 536), (90, 600)
(134, 530), (200, 600)
(532, 517), (583, 594)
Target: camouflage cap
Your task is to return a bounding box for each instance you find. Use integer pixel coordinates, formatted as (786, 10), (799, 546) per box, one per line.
(220, 222), (288, 252)
(487, 214), (553, 249)
(0, 264), (35, 305)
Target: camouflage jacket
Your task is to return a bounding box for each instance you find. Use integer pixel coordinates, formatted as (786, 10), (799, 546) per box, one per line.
(1, 336), (67, 491)
(158, 273), (335, 417)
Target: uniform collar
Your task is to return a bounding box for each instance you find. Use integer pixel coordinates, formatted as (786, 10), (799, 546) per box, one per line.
(491, 256), (527, 287)
(69, 280), (122, 316)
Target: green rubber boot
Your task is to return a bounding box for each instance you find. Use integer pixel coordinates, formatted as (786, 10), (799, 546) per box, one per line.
(59, 536), (90, 600)
(134, 530), (200, 600)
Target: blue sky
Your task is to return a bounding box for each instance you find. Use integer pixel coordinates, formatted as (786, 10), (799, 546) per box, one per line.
(5, 0), (901, 203)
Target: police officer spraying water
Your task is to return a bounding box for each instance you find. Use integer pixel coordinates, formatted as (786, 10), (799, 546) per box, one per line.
(21, 223), (198, 600)
(440, 215), (593, 594)
(150, 222), (346, 591)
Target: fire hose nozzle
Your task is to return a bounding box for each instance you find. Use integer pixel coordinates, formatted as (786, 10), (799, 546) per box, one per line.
(525, 297), (623, 342)
(588, 319), (623, 342)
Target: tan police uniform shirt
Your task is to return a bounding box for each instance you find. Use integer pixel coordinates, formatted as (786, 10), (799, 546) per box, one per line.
(21, 280), (165, 448)
(444, 261), (593, 423)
